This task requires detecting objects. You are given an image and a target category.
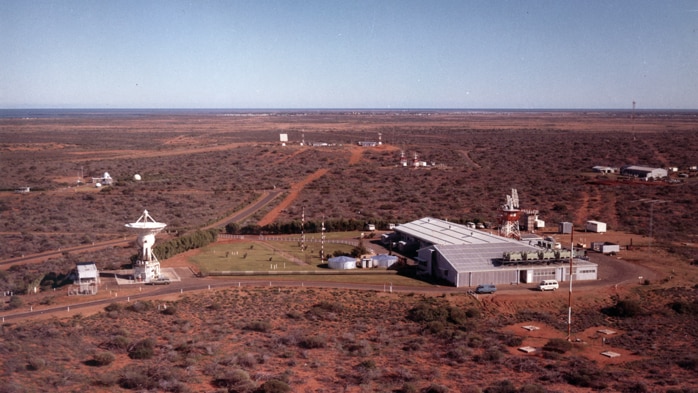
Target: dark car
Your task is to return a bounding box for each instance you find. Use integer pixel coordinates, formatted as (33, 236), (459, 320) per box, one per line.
(475, 284), (496, 294)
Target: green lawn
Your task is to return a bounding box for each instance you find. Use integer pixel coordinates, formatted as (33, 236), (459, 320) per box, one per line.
(186, 234), (432, 287)
(189, 238), (358, 272)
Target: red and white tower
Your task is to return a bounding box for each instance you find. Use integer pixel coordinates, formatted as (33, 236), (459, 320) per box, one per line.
(499, 189), (521, 239)
(400, 150), (408, 167)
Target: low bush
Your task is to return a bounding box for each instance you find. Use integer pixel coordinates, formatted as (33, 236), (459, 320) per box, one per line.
(26, 357), (46, 371)
(92, 351), (115, 366)
(127, 301), (153, 313)
(213, 368), (255, 392)
(299, 335), (328, 349)
(604, 299), (642, 318)
(422, 384), (449, 393)
(128, 338), (156, 360)
(244, 320), (272, 333)
(543, 338), (572, 354)
(258, 379), (291, 393)
(669, 300), (698, 315)
(484, 380), (516, 393)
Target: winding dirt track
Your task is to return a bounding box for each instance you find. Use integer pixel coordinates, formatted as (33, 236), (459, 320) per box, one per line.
(256, 168), (329, 227)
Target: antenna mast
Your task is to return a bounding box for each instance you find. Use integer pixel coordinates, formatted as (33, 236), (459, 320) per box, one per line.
(301, 206), (306, 251)
(321, 216), (325, 262)
(632, 100), (636, 141)
(567, 228), (574, 341)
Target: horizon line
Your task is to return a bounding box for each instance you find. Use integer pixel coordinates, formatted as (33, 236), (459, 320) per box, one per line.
(2, 107), (697, 112)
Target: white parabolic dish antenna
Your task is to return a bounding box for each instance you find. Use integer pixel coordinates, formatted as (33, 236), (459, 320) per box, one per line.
(125, 210), (166, 250)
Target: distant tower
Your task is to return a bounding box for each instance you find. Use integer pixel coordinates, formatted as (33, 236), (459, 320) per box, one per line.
(499, 189), (521, 239)
(412, 152), (419, 168)
(301, 131), (305, 146)
(321, 216), (326, 262)
(378, 132), (382, 145)
(631, 101), (636, 141)
(301, 206), (306, 251)
(400, 150), (408, 167)
(125, 210), (166, 283)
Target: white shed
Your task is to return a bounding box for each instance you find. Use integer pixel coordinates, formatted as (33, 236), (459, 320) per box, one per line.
(591, 242), (620, 254)
(585, 220), (607, 233)
(371, 254), (399, 268)
(328, 256), (357, 270)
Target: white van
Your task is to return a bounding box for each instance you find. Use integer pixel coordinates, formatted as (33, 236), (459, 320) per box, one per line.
(538, 280), (559, 291)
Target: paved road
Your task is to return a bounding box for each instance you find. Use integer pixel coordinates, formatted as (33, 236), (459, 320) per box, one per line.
(0, 251), (660, 323)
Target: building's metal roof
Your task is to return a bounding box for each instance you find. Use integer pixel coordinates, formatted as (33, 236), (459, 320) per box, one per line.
(395, 217), (522, 246)
(328, 256), (356, 263)
(622, 165), (667, 174)
(433, 243), (540, 272)
(371, 254), (398, 262)
(434, 243), (597, 273)
(76, 262), (99, 278)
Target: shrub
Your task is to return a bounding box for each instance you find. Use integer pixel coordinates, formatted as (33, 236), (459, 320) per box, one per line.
(26, 357), (46, 371)
(213, 368), (255, 392)
(104, 303), (122, 312)
(92, 351), (115, 366)
(669, 300), (698, 315)
(161, 304), (177, 315)
(128, 338), (155, 360)
(7, 296), (23, 310)
(127, 301), (153, 313)
(465, 307), (481, 318)
(677, 356), (698, 371)
(422, 384), (449, 393)
(543, 338), (572, 354)
(479, 347), (505, 363)
(519, 384), (546, 393)
(407, 302), (449, 323)
(258, 379), (291, 393)
(244, 320), (272, 333)
(299, 335), (328, 349)
(604, 299), (642, 318)
(483, 380), (516, 393)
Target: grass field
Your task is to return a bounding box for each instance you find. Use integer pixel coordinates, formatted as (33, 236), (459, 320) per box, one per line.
(189, 238), (359, 272)
(184, 234), (434, 286)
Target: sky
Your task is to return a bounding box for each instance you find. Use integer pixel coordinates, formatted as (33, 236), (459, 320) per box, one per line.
(1, 1), (697, 109)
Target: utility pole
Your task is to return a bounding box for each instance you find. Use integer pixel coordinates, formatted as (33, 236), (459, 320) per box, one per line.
(641, 199), (667, 253)
(567, 228), (574, 341)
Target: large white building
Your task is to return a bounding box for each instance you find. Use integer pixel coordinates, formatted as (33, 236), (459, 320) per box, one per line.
(393, 217), (597, 288)
(620, 165), (668, 179)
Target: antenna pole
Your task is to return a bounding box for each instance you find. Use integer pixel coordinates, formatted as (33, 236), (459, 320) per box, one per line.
(321, 216), (325, 262)
(567, 228), (574, 341)
(301, 206), (306, 252)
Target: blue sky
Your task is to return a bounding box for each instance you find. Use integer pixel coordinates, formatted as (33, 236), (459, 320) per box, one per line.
(1, 1), (697, 109)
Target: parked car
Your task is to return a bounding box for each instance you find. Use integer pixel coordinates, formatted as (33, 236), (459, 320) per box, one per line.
(475, 284), (496, 294)
(538, 279), (559, 291)
(146, 277), (170, 285)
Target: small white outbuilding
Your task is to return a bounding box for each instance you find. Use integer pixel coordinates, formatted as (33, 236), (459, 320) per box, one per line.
(585, 220), (607, 233)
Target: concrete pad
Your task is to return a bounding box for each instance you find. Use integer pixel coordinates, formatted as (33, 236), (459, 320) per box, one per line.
(522, 325), (540, 331)
(601, 351), (621, 358)
(597, 329), (616, 335)
(518, 346), (536, 353)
